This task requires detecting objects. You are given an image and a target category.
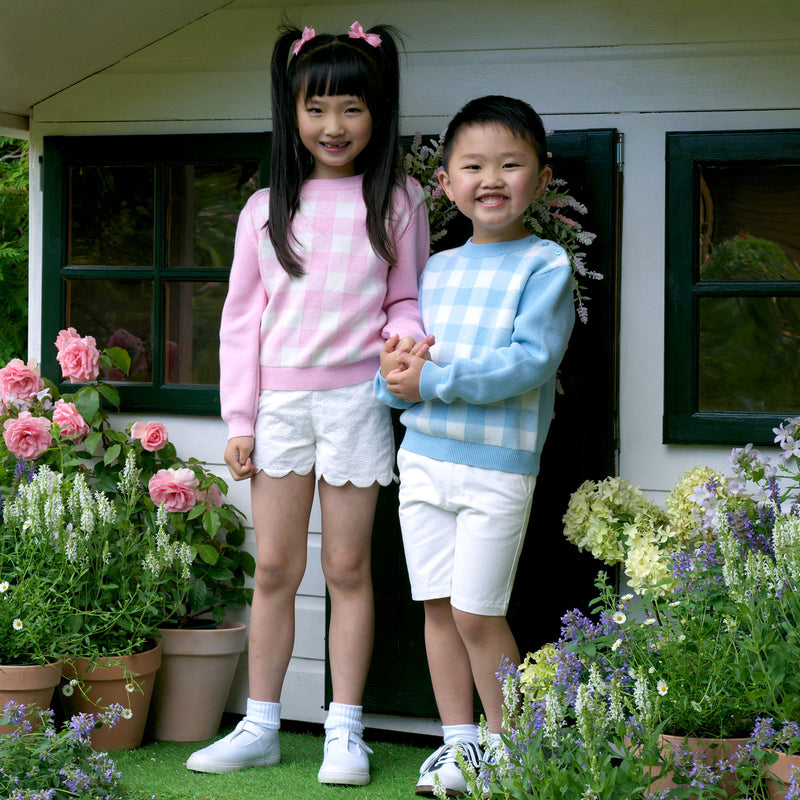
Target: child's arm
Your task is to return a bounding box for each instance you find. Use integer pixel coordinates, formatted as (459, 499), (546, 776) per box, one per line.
(219, 193), (267, 439)
(394, 263), (575, 406)
(381, 179), (430, 343)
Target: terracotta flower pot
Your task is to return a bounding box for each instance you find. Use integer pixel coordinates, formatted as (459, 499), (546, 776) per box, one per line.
(61, 641), (162, 751)
(766, 750), (800, 799)
(654, 734), (751, 798)
(148, 619), (247, 741)
(0, 660), (62, 734)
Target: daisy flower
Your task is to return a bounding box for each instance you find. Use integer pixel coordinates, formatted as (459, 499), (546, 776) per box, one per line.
(0, 581), (9, 593)
(657, 679), (668, 696)
(12, 618), (23, 630)
(613, 611), (627, 625)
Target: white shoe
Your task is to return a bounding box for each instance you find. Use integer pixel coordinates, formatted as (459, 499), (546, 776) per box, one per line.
(415, 739), (482, 797)
(317, 727), (373, 785)
(186, 719), (280, 773)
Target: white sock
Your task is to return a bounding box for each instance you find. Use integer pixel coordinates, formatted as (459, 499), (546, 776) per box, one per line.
(443, 723), (479, 746)
(245, 699), (281, 730)
(324, 702), (364, 736)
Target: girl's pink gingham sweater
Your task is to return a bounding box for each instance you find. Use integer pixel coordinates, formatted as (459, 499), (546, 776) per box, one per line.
(219, 174), (429, 439)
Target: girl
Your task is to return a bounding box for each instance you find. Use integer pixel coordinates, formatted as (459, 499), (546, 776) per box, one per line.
(186, 22), (430, 786)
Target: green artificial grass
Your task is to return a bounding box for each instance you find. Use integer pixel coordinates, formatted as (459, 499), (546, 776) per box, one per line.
(113, 720), (436, 800)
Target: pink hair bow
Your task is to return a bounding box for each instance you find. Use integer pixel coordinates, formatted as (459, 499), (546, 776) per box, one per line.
(292, 26), (316, 56)
(348, 21), (381, 48)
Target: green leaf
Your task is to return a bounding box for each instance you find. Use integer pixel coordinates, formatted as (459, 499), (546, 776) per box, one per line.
(104, 443), (121, 465)
(81, 431), (103, 457)
(96, 381), (121, 409)
(198, 544), (219, 566)
(104, 346), (132, 376)
(188, 579), (209, 612)
(74, 386), (101, 423)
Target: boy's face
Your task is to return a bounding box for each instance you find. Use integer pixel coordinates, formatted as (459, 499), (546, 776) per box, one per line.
(438, 123), (552, 244)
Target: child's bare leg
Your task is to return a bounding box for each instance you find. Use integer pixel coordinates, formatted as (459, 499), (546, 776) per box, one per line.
(424, 597), (476, 724)
(318, 478), (379, 704)
(452, 608), (520, 733)
(248, 470), (316, 700)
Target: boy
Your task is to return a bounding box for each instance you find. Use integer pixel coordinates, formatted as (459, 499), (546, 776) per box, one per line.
(374, 95), (575, 796)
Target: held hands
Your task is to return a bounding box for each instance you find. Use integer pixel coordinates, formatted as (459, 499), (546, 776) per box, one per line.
(380, 333), (434, 402)
(224, 436), (257, 481)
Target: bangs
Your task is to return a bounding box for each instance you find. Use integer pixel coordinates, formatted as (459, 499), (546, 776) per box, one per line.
(293, 46), (372, 103)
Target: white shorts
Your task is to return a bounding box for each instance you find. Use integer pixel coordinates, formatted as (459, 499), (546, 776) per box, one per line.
(397, 449), (536, 616)
(252, 381), (395, 487)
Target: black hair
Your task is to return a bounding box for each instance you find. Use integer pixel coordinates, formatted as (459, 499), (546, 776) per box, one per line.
(269, 23), (404, 277)
(441, 95), (548, 170)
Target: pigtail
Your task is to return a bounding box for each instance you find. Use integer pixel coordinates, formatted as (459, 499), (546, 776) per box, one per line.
(356, 24), (404, 269)
(268, 27), (311, 278)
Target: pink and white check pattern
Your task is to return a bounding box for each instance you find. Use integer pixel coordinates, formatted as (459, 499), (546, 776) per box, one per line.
(219, 175), (429, 439)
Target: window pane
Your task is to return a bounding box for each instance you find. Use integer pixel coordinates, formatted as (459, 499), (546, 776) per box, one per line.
(698, 295), (800, 413)
(164, 281), (226, 384)
(65, 278), (153, 382)
(167, 163), (260, 267)
(699, 164), (800, 281)
(68, 166), (154, 266)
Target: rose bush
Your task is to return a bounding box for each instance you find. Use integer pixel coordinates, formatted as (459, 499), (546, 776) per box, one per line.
(0, 329), (255, 659)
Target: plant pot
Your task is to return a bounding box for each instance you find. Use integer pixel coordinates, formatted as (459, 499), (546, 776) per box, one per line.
(766, 750), (800, 799)
(148, 619), (247, 741)
(61, 641), (161, 751)
(0, 660), (62, 734)
(654, 734), (751, 798)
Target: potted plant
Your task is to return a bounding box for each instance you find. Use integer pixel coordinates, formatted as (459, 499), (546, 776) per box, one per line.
(0, 329), (255, 747)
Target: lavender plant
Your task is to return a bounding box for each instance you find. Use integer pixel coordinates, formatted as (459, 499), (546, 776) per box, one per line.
(0, 701), (124, 799)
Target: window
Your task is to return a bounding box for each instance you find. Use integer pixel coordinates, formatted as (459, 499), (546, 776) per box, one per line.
(42, 134), (270, 414)
(664, 129), (800, 445)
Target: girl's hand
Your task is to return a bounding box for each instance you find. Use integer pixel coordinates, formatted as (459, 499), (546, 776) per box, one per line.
(225, 436), (256, 480)
(380, 335), (402, 378)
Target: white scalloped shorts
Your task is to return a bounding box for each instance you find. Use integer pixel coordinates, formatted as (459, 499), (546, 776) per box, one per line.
(397, 449), (536, 616)
(252, 381), (395, 487)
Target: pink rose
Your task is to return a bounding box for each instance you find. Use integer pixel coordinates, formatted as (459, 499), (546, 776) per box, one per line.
(130, 421), (169, 452)
(52, 399), (90, 442)
(3, 412), (53, 460)
(0, 359), (44, 403)
(55, 328), (81, 350)
(148, 468), (199, 513)
(196, 483), (224, 508)
(56, 332), (100, 384)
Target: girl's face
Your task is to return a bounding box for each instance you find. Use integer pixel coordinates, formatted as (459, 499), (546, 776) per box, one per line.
(295, 93), (373, 179)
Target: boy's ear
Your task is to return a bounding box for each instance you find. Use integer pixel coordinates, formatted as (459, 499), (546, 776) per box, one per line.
(534, 165), (553, 199)
(437, 168), (456, 202)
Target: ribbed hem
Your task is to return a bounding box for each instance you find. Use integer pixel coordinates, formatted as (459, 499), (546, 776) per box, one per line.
(324, 702), (364, 736)
(400, 430), (537, 475)
(246, 699), (281, 729)
(259, 359), (380, 391)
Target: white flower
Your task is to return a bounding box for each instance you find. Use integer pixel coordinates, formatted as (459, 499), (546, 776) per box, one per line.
(657, 679), (668, 696)
(125, 683), (136, 693)
(0, 581), (8, 593)
(613, 611), (626, 625)
(691, 700), (702, 712)
(12, 618), (23, 630)
(644, 618), (656, 625)
(621, 593), (633, 602)
(121, 708), (133, 720)
(612, 638), (623, 651)
(62, 684), (74, 697)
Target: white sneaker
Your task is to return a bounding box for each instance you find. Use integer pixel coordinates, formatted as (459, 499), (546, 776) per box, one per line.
(185, 718), (280, 773)
(415, 739), (482, 797)
(317, 727), (373, 785)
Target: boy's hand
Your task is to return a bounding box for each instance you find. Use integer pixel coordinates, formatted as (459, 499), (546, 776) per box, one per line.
(386, 352), (426, 402)
(224, 436), (256, 480)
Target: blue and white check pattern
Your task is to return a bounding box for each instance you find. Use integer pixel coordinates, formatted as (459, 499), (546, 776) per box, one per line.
(376, 235), (575, 475)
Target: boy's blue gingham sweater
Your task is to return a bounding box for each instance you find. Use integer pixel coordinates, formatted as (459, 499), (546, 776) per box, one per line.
(375, 235), (575, 475)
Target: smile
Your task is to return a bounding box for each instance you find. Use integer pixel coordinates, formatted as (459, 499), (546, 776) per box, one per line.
(321, 141), (349, 152)
(477, 194), (508, 207)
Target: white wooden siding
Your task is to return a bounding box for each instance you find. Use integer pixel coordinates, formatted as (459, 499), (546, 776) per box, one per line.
(26, 0), (800, 729)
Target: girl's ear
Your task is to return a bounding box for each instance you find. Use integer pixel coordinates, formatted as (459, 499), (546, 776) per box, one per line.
(437, 168), (455, 202)
(533, 165), (553, 199)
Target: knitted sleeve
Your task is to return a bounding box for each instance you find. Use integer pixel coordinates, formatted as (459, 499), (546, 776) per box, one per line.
(218, 191), (269, 439)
